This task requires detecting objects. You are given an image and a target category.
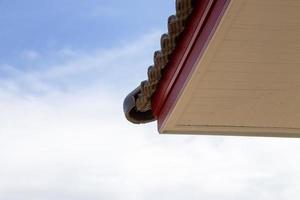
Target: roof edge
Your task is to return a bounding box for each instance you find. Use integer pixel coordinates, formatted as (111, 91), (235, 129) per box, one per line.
(123, 0), (196, 124)
(155, 0), (231, 131)
(123, 87), (155, 124)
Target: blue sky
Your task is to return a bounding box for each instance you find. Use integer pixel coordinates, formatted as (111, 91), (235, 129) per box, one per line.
(0, 0), (175, 94)
(0, 0), (173, 66)
(1, 1), (300, 199)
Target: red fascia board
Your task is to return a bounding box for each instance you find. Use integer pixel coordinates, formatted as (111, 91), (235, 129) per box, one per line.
(151, 0), (231, 131)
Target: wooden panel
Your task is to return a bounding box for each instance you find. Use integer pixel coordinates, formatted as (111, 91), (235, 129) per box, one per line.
(153, 0), (230, 119)
(161, 0), (300, 137)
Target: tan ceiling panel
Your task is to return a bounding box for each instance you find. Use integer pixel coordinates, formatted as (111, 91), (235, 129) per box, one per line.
(161, 0), (300, 137)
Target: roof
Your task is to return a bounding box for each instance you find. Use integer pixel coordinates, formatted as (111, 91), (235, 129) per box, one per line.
(124, 0), (195, 124)
(123, 0), (300, 137)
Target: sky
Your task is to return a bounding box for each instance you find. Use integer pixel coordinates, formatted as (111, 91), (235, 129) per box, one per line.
(1, 0), (300, 199)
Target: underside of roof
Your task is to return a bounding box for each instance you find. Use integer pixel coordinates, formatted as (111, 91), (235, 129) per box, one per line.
(123, 0), (195, 124)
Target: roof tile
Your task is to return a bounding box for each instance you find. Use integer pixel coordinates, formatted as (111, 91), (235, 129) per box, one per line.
(124, 0), (195, 123)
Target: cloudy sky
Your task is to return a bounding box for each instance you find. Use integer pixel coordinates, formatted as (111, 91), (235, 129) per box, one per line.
(1, 0), (300, 199)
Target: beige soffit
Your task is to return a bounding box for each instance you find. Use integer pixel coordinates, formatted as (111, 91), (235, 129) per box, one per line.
(161, 0), (300, 137)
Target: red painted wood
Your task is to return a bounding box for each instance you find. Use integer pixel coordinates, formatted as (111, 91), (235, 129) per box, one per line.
(151, 0), (231, 131)
(152, 0), (214, 117)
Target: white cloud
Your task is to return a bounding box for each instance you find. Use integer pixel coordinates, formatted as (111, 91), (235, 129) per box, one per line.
(57, 47), (78, 58)
(1, 32), (300, 200)
(1, 84), (300, 200)
(1, 31), (162, 94)
(20, 50), (40, 61)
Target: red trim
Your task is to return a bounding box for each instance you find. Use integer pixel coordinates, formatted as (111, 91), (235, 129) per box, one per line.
(151, 0), (231, 131)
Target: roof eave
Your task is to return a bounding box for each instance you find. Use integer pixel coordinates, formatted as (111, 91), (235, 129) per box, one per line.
(123, 0), (196, 124)
(123, 86), (155, 124)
